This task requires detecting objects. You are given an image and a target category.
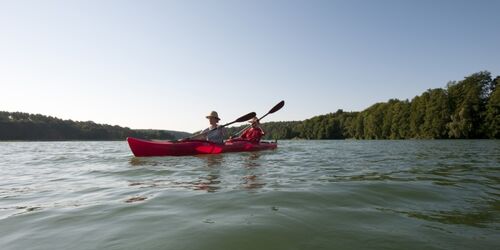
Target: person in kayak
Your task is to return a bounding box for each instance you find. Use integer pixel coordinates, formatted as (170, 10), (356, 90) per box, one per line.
(190, 111), (226, 144)
(239, 117), (265, 142)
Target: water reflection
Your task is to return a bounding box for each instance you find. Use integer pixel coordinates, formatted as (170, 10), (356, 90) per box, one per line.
(192, 173), (221, 192)
(129, 157), (148, 166)
(191, 154), (224, 192)
(241, 152), (266, 190)
(243, 152), (261, 168)
(126, 153), (269, 192)
(201, 154), (224, 167)
(128, 157), (171, 167)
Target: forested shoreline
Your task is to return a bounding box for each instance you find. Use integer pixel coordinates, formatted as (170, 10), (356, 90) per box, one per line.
(0, 113), (189, 141)
(228, 71), (499, 139)
(2, 71), (498, 141)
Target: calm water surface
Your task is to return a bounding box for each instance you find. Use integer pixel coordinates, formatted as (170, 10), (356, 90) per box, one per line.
(0, 140), (499, 250)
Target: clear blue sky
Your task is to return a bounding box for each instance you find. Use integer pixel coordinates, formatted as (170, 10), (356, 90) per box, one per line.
(1, 0), (499, 132)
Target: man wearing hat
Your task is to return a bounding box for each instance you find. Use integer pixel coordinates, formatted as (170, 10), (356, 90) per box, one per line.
(239, 117), (265, 143)
(191, 111), (226, 144)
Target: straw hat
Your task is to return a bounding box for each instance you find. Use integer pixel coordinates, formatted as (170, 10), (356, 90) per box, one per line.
(206, 111), (220, 120)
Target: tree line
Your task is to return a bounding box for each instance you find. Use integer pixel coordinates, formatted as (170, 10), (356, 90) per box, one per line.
(228, 71), (499, 139)
(2, 71), (498, 140)
(0, 112), (188, 140)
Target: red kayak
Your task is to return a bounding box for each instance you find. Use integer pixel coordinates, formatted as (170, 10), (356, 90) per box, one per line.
(127, 137), (277, 157)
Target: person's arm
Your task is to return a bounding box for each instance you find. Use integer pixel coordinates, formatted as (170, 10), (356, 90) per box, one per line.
(240, 128), (250, 139)
(190, 128), (208, 140)
(220, 127), (227, 139)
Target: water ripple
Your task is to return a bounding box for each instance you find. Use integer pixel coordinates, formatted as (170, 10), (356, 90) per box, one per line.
(0, 140), (499, 249)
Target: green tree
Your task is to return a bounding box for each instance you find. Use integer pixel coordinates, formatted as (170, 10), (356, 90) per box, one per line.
(422, 89), (450, 138)
(447, 71), (492, 138)
(390, 100), (411, 139)
(484, 76), (500, 138)
(410, 95), (425, 138)
(363, 103), (386, 139)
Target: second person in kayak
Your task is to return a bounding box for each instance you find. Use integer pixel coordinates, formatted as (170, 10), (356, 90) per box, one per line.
(191, 111), (226, 144)
(239, 117), (265, 142)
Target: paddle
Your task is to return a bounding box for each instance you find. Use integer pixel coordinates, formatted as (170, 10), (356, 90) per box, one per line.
(220, 112), (257, 128)
(184, 112), (256, 140)
(231, 100), (285, 138)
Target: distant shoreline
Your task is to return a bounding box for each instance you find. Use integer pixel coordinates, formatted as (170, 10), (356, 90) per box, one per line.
(2, 71), (499, 141)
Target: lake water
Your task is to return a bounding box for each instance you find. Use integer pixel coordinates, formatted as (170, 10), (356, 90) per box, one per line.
(0, 140), (499, 250)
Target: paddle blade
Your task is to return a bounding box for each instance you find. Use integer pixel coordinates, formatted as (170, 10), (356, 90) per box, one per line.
(234, 112), (256, 123)
(221, 112), (256, 127)
(268, 100), (285, 114)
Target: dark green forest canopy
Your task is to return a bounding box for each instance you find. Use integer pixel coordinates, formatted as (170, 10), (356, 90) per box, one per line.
(0, 113), (189, 141)
(2, 71), (498, 140)
(228, 71), (499, 139)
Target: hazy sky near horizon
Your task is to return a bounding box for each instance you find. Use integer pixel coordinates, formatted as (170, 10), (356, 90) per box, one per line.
(1, 0), (499, 132)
